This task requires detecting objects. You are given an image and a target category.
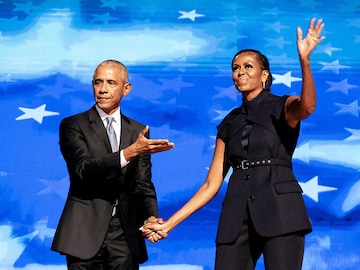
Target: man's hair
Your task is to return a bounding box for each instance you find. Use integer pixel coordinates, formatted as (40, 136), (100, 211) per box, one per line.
(95, 60), (129, 81)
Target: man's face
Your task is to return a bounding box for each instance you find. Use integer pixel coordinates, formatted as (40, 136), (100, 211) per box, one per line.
(92, 65), (131, 115)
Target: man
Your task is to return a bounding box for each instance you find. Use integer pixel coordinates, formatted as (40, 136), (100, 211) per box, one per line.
(51, 59), (174, 269)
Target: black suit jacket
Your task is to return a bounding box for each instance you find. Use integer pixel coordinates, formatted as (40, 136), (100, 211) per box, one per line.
(51, 106), (158, 263)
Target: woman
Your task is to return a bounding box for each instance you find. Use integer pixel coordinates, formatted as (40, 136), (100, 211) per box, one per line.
(142, 18), (325, 270)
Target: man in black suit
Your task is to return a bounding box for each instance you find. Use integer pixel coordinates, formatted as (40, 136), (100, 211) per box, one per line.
(51, 59), (174, 269)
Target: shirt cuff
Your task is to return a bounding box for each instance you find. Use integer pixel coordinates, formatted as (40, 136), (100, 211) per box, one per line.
(120, 149), (130, 168)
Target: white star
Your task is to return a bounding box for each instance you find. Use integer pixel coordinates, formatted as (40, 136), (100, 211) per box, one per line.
(344, 128), (360, 141)
(334, 100), (360, 117)
(37, 177), (69, 199)
(265, 36), (292, 50)
(34, 217), (56, 242)
(272, 71), (302, 88)
(213, 85), (238, 101)
(299, 176), (337, 202)
(158, 76), (193, 93)
(319, 60), (351, 74)
(263, 21), (289, 33)
(178, 9), (204, 22)
(316, 43), (342, 56)
(16, 104), (59, 124)
(325, 79), (358, 95)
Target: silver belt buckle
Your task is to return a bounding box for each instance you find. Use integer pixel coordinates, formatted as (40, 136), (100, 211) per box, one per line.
(241, 160), (249, 170)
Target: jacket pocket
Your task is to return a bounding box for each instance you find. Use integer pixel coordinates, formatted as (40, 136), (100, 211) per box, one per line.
(274, 180), (303, 194)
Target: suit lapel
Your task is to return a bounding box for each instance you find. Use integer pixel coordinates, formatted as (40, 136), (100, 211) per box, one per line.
(88, 106), (113, 153)
(120, 114), (132, 149)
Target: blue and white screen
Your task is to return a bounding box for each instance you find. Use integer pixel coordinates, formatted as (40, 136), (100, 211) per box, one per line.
(1, 0), (360, 269)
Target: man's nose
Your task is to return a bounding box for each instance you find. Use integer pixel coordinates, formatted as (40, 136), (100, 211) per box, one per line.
(99, 83), (108, 92)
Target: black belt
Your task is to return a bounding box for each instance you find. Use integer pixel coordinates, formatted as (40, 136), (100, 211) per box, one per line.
(234, 158), (292, 170)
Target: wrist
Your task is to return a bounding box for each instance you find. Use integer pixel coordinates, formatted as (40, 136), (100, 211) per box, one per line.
(123, 144), (137, 161)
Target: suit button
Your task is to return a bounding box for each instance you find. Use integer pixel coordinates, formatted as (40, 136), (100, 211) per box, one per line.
(248, 196), (255, 202)
(243, 175), (251, 181)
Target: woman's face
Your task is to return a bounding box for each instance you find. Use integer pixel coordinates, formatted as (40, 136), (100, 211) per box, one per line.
(232, 52), (268, 100)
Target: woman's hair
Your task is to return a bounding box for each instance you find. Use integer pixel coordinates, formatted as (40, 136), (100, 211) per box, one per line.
(231, 49), (273, 89)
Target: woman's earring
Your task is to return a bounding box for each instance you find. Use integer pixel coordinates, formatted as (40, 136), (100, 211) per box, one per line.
(262, 81), (266, 89)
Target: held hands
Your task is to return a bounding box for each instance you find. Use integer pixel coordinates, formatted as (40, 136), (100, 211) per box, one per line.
(140, 217), (169, 244)
(297, 18), (325, 60)
(124, 125), (174, 161)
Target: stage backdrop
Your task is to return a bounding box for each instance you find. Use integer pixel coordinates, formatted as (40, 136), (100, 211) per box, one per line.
(1, 0), (360, 269)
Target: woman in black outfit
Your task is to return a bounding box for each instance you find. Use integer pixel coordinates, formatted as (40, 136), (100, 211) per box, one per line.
(142, 17), (325, 270)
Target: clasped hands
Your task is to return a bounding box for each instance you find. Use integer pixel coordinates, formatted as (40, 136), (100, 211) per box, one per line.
(140, 216), (169, 244)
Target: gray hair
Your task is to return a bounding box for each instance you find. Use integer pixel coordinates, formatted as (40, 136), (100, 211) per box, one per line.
(95, 59), (129, 81)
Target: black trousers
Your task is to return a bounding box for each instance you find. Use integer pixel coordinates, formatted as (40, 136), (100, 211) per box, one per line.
(215, 208), (305, 270)
(66, 217), (139, 270)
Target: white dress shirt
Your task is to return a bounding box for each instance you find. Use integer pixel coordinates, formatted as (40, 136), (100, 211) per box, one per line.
(95, 105), (130, 168)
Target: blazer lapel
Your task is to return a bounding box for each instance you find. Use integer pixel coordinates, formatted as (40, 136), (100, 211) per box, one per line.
(120, 114), (132, 150)
(88, 106), (113, 153)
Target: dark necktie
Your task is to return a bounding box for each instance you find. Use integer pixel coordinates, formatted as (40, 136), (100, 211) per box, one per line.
(106, 116), (118, 152)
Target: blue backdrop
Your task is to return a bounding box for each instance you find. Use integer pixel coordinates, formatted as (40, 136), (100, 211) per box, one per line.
(1, 0), (360, 269)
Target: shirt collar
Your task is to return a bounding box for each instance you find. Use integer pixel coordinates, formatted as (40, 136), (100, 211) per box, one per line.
(95, 105), (121, 124)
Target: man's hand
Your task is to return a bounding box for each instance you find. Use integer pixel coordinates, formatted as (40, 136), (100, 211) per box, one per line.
(139, 216), (168, 243)
(123, 125), (174, 162)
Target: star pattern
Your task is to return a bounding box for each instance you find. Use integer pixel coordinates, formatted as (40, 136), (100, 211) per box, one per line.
(317, 43), (342, 56)
(319, 60), (351, 74)
(334, 100), (360, 117)
(272, 71), (302, 87)
(16, 104), (59, 124)
(299, 176), (337, 202)
(344, 128), (360, 141)
(325, 79), (358, 95)
(0, 1), (360, 269)
(178, 9), (205, 21)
